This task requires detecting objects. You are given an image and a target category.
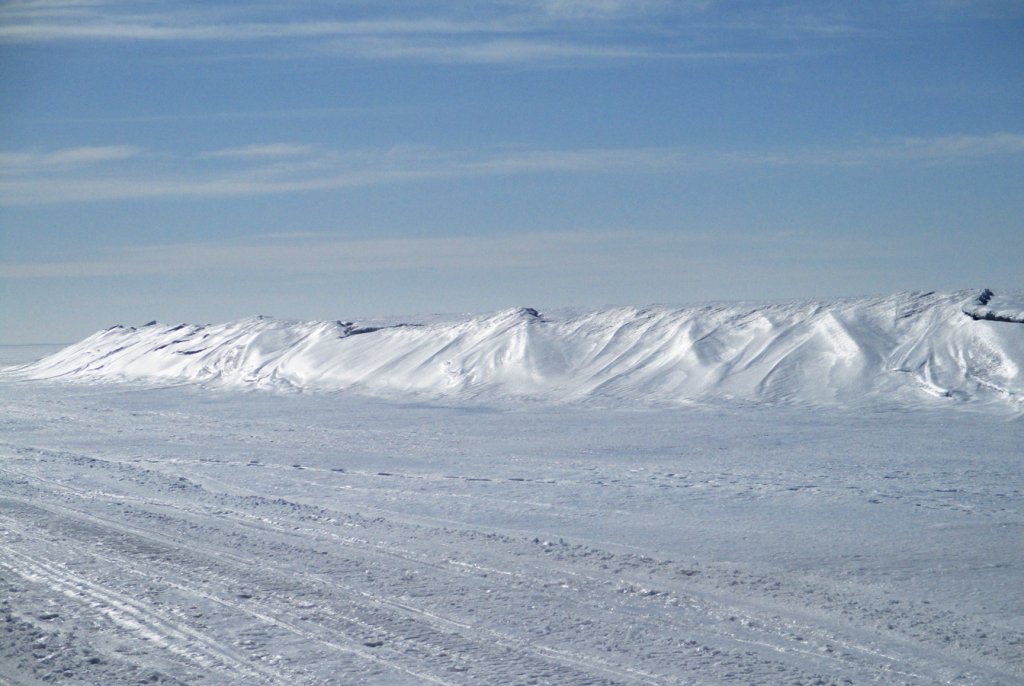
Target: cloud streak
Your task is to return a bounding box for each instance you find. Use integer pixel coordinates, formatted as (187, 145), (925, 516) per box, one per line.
(0, 145), (141, 171)
(199, 143), (316, 160)
(2, 133), (1021, 205)
(0, 226), (910, 283)
(717, 133), (1024, 168)
(0, 229), (646, 279)
(0, 18), (505, 43)
(0, 0), (898, 65)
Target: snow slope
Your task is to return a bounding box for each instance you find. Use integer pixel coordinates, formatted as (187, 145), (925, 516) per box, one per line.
(11, 289), (1024, 409)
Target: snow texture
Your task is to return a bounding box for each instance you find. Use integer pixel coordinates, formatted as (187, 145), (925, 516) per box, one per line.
(0, 373), (1021, 685)
(0, 290), (1022, 685)
(9, 289), (1024, 411)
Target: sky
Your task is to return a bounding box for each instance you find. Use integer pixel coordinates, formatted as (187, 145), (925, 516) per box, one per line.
(1, 0), (1022, 344)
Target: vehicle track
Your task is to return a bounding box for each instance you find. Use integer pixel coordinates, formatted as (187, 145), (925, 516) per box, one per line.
(3, 445), (1019, 684)
(0, 495), (665, 685)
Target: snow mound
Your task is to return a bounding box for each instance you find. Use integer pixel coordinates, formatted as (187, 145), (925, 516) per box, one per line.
(9, 290), (1024, 409)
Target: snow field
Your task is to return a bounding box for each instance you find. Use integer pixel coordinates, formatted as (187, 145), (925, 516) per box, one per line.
(0, 373), (1021, 684)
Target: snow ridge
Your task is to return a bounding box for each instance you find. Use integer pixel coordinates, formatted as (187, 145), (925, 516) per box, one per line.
(9, 290), (1024, 409)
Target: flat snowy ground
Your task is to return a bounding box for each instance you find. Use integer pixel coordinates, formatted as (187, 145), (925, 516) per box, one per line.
(1, 346), (1021, 685)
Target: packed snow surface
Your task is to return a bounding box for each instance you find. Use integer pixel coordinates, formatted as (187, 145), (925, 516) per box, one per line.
(13, 289), (1024, 410)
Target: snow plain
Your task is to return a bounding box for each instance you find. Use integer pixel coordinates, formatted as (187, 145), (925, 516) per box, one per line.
(1, 290), (1022, 685)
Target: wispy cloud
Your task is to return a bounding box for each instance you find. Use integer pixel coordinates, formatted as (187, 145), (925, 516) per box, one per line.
(538, 0), (674, 19)
(323, 36), (659, 64)
(0, 226), (910, 283)
(0, 17), (503, 43)
(37, 105), (411, 125)
(721, 132), (1024, 167)
(2, 133), (1021, 205)
(0, 145), (140, 171)
(4, 0), (1011, 51)
(0, 0), (884, 65)
(199, 143), (315, 160)
(468, 147), (681, 173)
(875, 133), (1024, 161)
(0, 229), (645, 279)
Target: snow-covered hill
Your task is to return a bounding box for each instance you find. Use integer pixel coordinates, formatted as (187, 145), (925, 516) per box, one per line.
(10, 289), (1024, 409)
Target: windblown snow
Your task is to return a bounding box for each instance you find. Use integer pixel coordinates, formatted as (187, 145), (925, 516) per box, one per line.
(14, 289), (1024, 409)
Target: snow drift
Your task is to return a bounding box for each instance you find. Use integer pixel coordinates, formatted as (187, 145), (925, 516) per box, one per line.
(10, 289), (1024, 409)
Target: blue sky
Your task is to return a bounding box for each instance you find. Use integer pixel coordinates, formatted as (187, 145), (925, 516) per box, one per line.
(1, 0), (1022, 343)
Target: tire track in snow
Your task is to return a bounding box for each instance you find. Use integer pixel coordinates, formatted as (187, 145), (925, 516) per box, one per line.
(0, 493), (664, 685)
(2, 439), (1021, 684)
(1, 461), (797, 684)
(0, 536), (284, 684)
(0, 504), (460, 685)
(0, 452), (703, 684)
(0, 468), (979, 686)
(4, 452), (882, 684)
